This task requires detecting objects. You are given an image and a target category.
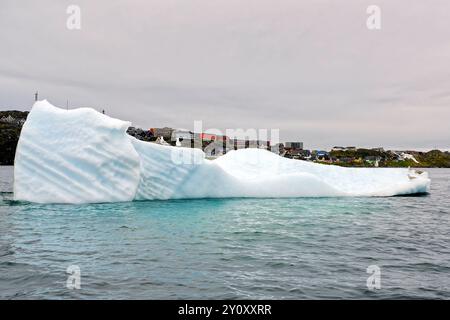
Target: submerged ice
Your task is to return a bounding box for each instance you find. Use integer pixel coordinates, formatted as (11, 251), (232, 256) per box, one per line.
(14, 101), (431, 204)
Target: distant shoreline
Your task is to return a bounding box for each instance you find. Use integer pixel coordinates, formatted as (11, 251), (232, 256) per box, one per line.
(1, 110), (449, 167)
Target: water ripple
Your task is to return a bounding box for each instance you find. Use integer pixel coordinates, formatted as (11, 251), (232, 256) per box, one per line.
(0, 167), (449, 299)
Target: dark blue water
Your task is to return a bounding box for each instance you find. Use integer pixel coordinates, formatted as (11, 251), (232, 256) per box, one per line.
(0, 166), (449, 299)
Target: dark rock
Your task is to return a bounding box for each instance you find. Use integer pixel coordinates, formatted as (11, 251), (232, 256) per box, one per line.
(0, 110), (29, 165)
(126, 126), (155, 142)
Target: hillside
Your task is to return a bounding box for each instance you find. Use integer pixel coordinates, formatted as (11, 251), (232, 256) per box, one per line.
(0, 111), (29, 165)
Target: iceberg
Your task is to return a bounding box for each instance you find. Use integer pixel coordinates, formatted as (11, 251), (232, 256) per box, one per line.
(14, 101), (140, 204)
(13, 101), (431, 204)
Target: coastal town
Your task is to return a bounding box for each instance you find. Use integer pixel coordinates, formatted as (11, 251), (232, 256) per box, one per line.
(1, 110), (449, 167)
(127, 126), (449, 168)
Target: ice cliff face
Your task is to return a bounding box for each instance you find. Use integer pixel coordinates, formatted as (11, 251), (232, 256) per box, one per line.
(13, 101), (431, 204)
(14, 101), (140, 203)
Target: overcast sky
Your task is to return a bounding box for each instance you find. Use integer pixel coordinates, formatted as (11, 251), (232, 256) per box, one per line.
(1, 0), (449, 150)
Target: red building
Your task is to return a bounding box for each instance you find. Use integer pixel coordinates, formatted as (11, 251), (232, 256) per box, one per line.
(200, 133), (228, 142)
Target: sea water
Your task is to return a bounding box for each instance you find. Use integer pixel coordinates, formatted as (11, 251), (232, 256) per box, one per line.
(0, 166), (449, 299)
(13, 101), (430, 203)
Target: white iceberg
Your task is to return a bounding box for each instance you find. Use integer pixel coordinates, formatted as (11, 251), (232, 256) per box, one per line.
(14, 101), (140, 204)
(14, 101), (431, 204)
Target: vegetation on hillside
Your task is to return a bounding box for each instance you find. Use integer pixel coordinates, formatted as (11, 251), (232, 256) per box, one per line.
(330, 149), (450, 168)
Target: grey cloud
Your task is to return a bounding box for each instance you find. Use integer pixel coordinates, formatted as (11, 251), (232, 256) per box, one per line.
(0, 0), (449, 150)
